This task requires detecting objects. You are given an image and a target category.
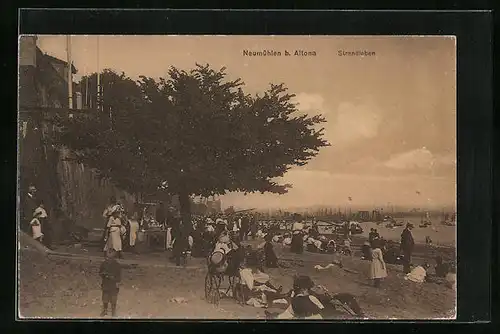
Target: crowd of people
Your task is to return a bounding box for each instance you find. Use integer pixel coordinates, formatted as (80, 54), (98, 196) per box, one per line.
(21, 191), (455, 319)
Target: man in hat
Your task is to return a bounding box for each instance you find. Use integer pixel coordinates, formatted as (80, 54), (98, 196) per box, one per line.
(400, 223), (415, 274)
(171, 222), (190, 266)
(240, 214), (250, 241)
(22, 184), (39, 233)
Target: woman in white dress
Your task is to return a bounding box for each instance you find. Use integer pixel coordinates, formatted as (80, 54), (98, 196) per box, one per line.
(369, 240), (388, 287)
(128, 211), (140, 252)
(103, 205), (124, 258)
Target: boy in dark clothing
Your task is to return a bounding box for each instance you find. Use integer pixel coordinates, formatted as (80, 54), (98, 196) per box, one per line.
(263, 234), (279, 268)
(99, 249), (122, 317)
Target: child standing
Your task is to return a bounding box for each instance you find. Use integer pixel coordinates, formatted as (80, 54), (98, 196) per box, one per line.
(30, 207), (46, 242)
(369, 240), (387, 287)
(99, 248), (122, 317)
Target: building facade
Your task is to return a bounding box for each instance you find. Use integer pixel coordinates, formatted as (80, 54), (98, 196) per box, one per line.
(18, 36), (136, 234)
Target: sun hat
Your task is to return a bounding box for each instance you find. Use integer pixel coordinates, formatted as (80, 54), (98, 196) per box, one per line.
(209, 251), (228, 273)
(33, 207), (47, 218)
(210, 251), (225, 265)
(109, 204), (121, 215)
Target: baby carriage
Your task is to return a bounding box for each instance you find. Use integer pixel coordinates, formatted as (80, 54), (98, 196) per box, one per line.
(204, 247), (245, 306)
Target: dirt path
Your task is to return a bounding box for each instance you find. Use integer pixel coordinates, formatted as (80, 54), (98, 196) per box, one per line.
(18, 249), (264, 319)
(18, 243), (455, 319)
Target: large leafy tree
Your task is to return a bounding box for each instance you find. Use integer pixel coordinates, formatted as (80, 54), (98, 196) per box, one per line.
(54, 70), (156, 197)
(54, 64), (329, 228)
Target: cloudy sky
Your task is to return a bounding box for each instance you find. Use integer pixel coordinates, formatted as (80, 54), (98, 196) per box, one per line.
(36, 35), (456, 210)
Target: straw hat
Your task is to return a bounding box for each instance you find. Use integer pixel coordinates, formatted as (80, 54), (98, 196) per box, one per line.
(109, 204), (121, 215)
(209, 251), (228, 273)
(33, 207), (47, 218)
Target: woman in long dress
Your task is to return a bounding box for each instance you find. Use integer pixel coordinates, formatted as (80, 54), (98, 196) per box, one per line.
(128, 211), (140, 253)
(101, 196), (117, 246)
(369, 240), (387, 287)
(103, 206), (124, 258)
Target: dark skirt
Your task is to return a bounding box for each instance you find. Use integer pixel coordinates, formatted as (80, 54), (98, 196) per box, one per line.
(291, 234), (304, 254)
(264, 242), (278, 267)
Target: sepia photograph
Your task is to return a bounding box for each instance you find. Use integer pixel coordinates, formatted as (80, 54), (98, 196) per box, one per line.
(18, 35), (456, 320)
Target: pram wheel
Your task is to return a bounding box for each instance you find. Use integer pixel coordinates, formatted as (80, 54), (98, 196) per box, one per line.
(204, 272), (221, 305)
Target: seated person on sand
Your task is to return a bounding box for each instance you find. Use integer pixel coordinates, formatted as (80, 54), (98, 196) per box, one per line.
(271, 275), (324, 319)
(434, 256), (450, 278)
(267, 276), (365, 319)
(382, 240), (401, 264)
(282, 233), (292, 246)
(318, 235), (328, 250)
(425, 257), (456, 290)
(306, 237), (324, 253)
(310, 284), (365, 318)
(325, 239), (337, 254)
(341, 237), (352, 255)
(239, 252), (284, 306)
(405, 263), (430, 283)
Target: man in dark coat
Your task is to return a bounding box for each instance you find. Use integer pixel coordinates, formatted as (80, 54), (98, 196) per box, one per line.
(249, 215), (258, 240)
(240, 215), (250, 241)
(22, 185), (38, 233)
(400, 223), (415, 274)
(171, 221), (189, 266)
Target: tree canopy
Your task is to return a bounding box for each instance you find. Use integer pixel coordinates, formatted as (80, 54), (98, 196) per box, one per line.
(53, 64), (329, 222)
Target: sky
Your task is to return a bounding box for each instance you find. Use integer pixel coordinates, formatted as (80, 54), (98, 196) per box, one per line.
(35, 35), (456, 210)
